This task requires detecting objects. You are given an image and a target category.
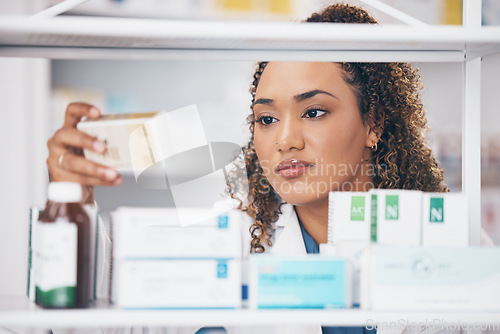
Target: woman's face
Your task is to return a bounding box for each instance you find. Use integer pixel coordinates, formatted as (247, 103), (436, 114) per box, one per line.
(253, 62), (378, 207)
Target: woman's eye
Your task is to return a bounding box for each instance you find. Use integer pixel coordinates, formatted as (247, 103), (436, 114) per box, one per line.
(258, 116), (277, 125)
(304, 109), (326, 118)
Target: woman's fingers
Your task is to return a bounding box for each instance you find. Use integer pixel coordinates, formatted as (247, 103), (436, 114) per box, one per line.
(50, 153), (122, 186)
(51, 127), (106, 154)
(47, 102), (123, 187)
(63, 102), (101, 128)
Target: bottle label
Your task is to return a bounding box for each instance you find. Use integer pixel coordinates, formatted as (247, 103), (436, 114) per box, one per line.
(35, 221), (77, 307)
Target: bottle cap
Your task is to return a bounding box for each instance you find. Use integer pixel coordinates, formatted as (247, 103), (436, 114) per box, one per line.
(47, 182), (83, 203)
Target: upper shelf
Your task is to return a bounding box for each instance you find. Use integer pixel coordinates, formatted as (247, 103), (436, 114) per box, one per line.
(1, 16), (500, 61)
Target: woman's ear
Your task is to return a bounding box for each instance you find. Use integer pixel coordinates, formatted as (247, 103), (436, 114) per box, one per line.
(364, 113), (384, 150)
(365, 126), (380, 150)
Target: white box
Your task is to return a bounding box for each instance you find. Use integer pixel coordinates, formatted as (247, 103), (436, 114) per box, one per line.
(370, 189), (422, 246)
(421, 192), (469, 247)
(114, 258), (241, 309)
(111, 207), (242, 259)
(334, 241), (370, 307)
(77, 105), (208, 174)
(77, 111), (162, 171)
(363, 245), (500, 311)
(328, 191), (371, 245)
(249, 255), (352, 309)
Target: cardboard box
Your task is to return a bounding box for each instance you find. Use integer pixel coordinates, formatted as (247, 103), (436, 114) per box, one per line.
(110, 206), (243, 308)
(361, 245), (500, 311)
(113, 258), (241, 309)
(111, 207), (242, 258)
(249, 255), (352, 309)
(328, 192), (371, 245)
(77, 105), (208, 174)
(370, 189), (422, 246)
(77, 111), (161, 171)
(323, 241), (370, 307)
(421, 192), (469, 247)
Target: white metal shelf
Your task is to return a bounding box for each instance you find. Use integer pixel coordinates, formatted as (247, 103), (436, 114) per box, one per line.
(1, 296), (500, 328)
(0, 16), (500, 61)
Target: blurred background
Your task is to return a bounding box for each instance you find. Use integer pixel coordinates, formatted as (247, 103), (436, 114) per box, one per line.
(1, 0), (500, 297)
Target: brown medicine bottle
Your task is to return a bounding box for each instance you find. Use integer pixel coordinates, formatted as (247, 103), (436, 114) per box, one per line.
(35, 182), (91, 308)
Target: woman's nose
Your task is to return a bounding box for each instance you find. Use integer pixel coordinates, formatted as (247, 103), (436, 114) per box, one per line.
(275, 118), (304, 152)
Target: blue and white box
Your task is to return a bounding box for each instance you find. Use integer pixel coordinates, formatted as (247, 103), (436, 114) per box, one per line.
(112, 207), (242, 258)
(249, 255), (352, 309)
(111, 207), (243, 308)
(114, 258), (241, 309)
(361, 245), (500, 310)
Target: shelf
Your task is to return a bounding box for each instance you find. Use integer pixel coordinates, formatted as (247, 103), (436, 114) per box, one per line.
(1, 296), (500, 328)
(1, 16), (500, 61)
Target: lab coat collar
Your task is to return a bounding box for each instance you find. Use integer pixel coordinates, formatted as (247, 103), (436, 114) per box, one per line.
(270, 203), (307, 255)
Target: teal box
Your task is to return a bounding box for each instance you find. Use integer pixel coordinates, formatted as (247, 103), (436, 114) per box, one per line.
(249, 255), (352, 309)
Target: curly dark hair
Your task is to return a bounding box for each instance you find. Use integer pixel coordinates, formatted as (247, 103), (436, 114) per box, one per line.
(229, 3), (448, 253)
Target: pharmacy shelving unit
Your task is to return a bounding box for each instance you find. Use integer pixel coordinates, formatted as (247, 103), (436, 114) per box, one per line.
(1, 0), (500, 329)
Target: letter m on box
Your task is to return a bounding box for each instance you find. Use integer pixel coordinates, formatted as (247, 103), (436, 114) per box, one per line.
(429, 197), (444, 223)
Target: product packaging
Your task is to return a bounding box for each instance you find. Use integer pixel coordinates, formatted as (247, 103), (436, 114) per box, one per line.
(77, 105), (207, 174)
(324, 241), (369, 307)
(111, 207), (243, 309)
(77, 111), (161, 171)
(115, 258), (241, 309)
(248, 255), (352, 309)
(34, 183), (95, 308)
(361, 245), (500, 310)
(369, 189), (422, 246)
(328, 191), (371, 245)
(421, 192), (469, 247)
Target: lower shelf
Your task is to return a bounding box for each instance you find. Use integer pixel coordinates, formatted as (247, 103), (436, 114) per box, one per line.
(1, 296), (500, 329)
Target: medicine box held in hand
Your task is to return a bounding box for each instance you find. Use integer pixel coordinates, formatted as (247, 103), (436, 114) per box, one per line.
(77, 105), (208, 173)
(77, 111), (161, 171)
(248, 255), (353, 309)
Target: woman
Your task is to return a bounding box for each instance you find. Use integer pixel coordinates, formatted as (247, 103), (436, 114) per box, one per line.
(46, 3), (449, 334)
(232, 5), (447, 255)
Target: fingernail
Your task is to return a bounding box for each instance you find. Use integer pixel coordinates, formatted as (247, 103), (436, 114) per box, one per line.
(89, 107), (100, 118)
(93, 140), (105, 153)
(113, 177), (123, 186)
(104, 169), (118, 181)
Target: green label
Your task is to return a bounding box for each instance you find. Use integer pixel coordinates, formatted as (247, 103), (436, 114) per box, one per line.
(385, 195), (399, 220)
(429, 197), (444, 223)
(35, 286), (76, 308)
(370, 194), (378, 242)
(350, 196), (365, 221)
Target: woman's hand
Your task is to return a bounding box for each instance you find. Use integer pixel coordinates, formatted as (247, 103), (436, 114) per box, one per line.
(47, 103), (123, 188)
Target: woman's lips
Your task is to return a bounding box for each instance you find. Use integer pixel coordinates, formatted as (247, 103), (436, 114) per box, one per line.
(276, 159), (314, 179)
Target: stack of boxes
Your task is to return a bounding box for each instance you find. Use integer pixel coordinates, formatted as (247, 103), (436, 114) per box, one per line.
(328, 190), (469, 248)
(111, 207), (242, 309)
(327, 190), (500, 311)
